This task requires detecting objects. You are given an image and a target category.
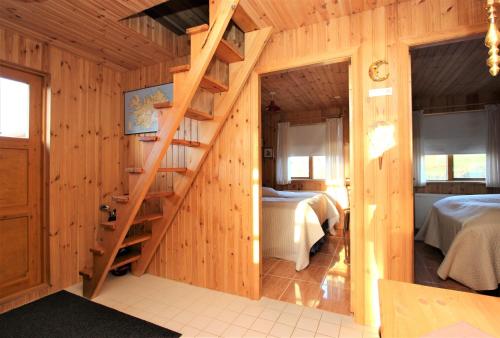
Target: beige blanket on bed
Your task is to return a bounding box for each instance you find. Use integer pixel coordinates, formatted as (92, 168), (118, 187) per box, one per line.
(262, 191), (339, 271)
(416, 194), (500, 290)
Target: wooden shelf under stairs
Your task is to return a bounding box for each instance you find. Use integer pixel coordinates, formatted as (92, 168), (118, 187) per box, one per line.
(126, 167), (187, 174)
(110, 251), (141, 270)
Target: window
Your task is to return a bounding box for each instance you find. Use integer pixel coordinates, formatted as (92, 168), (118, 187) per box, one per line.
(312, 156), (326, 179)
(289, 156), (310, 178)
(289, 155), (326, 180)
(0, 77), (30, 138)
(424, 154), (486, 181)
(424, 155), (448, 181)
(453, 154), (486, 179)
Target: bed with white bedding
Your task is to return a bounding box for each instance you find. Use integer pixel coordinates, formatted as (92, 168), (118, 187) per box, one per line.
(415, 194), (500, 290)
(262, 187), (340, 271)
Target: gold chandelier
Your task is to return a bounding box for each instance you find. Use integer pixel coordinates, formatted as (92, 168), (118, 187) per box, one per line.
(486, 0), (500, 76)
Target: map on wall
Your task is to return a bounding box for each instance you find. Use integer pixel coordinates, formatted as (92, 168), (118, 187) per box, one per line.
(124, 83), (173, 135)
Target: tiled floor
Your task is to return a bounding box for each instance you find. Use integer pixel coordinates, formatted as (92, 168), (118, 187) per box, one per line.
(414, 241), (474, 293)
(66, 274), (375, 338)
(262, 232), (351, 315)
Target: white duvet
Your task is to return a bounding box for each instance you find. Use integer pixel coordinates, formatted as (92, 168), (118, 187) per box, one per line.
(416, 194), (500, 290)
(262, 188), (340, 271)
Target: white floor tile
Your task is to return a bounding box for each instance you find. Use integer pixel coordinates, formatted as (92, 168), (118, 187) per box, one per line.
(204, 319), (229, 336)
(317, 321), (340, 337)
(233, 313), (258, 329)
(259, 308), (281, 321)
(339, 326), (363, 338)
(269, 322), (295, 338)
(244, 329), (267, 337)
(250, 318), (274, 334)
(320, 312), (343, 325)
(218, 309), (240, 323)
(292, 328), (316, 338)
(222, 325), (248, 337)
(196, 331), (219, 338)
(189, 314), (212, 330)
(277, 312), (301, 327)
(296, 316), (319, 332)
(64, 274), (372, 338)
(301, 307), (323, 320)
(242, 304), (265, 317)
(173, 310), (198, 325)
(181, 326), (201, 337)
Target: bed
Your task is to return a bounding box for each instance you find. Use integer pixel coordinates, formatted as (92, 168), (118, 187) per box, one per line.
(415, 194), (500, 290)
(262, 187), (341, 271)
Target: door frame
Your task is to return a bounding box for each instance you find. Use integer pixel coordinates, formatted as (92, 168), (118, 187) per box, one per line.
(0, 61), (50, 304)
(402, 26), (487, 287)
(250, 45), (363, 318)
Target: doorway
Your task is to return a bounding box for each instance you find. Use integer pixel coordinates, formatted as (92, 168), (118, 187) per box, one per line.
(410, 37), (500, 296)
(0, 64), (45, 299)
(258, 60), (353, 315)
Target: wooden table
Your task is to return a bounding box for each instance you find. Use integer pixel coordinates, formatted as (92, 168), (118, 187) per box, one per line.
(379, 279), (500, 338)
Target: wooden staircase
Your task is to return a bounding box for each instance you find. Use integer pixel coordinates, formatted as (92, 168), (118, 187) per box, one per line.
(80, 0), (272, 299)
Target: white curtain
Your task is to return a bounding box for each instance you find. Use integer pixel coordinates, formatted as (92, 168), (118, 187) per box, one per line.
(325, 118), (344, 184)
(486, 104), (500, 187)
(413, 110), (426, 187)
(276, 122), (291, 185)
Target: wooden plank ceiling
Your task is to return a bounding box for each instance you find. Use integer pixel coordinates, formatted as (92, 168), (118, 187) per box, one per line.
(261, 61), (349, 114)
(240, 0), (397, 31)
(411, 37), (500, 106)
(0, 0), (176, 71)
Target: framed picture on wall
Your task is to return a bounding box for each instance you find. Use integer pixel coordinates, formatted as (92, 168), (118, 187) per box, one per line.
(263, 147), (273, 158)
(123, 83), (173, 135)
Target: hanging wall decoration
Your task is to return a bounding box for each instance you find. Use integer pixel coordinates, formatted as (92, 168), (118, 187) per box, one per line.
(123, 83), (173, 135)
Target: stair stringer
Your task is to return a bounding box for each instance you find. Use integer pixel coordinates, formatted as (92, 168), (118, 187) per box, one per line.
(133, 27), (274, 275)
(82, 1), (240, 299)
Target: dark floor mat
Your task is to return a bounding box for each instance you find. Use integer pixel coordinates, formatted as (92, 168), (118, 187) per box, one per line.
(0, 290), (180, 338)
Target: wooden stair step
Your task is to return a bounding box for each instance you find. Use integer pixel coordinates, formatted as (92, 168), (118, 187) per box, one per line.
(153, 101), (172, 109)
(101, 212), (163, 230)
(200, 75), (229, 93)
(110, 251), (141, 270)
(112, 192), (173, 203)
(120, 232), (152, 249)
(168, 64), (229, 94)
(172, 139), (201, 147)
(138, 137), (200, 147)
(125, 167), (144, 174)
(138, 136), (158, 142)
(79, 268), (93, 279)
(216, 39), (244, 64)
(186, 24), (209, 35)
(158, 167), (187, 173)
(127, 167), (187, 174)
(90, 246), (104, 256)
(186, 107), (213, 121)
(169, 64), (191, 74)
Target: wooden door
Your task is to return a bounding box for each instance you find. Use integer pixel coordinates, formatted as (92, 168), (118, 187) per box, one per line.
(0, 65), (44, 299)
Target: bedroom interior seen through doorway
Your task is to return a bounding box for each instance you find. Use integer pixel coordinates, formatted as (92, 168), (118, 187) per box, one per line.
(259, 60), (353, 314)
(411, 36), (500, 297)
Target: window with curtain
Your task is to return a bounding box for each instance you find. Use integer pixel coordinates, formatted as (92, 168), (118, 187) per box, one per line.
(287, 123), (326, 180)
(420, 110), (488, 182)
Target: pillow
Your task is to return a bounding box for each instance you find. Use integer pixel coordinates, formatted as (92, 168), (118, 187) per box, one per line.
(262, 187), (281, 197)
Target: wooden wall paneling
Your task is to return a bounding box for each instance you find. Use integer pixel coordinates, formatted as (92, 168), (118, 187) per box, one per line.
(0, 28), (123, 312)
